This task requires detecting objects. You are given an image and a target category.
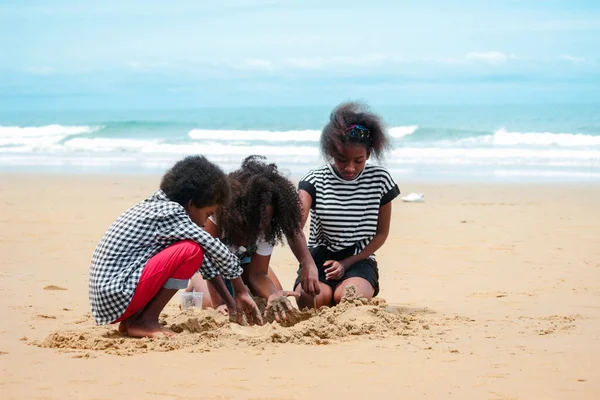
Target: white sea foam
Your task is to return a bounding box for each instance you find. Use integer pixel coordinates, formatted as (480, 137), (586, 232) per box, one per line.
(189, 129), (321, 142)
(3, 139), (597, 168)
(63, 137), (162, 152)
(389, 125), (418, 138)
(456, 128), (600, 147)
(0, 124), (100, 147)
(1, 124), (598, 180)
(0, 124), (99, 138)
(188, 126), (418, 142)
(389, 147), (600, 167)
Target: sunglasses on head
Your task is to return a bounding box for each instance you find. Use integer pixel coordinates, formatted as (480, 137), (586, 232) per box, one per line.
(345, 124), (371, 140)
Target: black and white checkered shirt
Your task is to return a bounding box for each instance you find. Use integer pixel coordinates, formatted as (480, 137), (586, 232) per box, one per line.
(89, 190), (242, 325)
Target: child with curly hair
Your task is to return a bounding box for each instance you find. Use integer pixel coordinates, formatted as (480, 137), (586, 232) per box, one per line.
(89, 155), (263, 338)
(187, 155), (320, 321)
(294, 101), (401, 309)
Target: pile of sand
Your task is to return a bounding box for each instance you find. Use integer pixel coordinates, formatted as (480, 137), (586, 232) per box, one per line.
(35, 287), (431, 356)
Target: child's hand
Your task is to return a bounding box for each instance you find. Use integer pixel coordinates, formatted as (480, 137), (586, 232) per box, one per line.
(299, 263), (321, 296)
(216, 304), (228, 316)
(323, 260), (345, 280)
(233, 291), (264, 326)
(265, 290), (299, 323)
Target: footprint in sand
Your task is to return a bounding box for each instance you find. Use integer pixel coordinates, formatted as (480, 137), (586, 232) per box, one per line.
(44, 285), (67, 291)
(468, 291), (508, 298)
(37, 314), (57, 319)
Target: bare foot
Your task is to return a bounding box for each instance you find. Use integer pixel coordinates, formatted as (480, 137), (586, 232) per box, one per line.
(118, 320), (129, 335)
(126, 319), (176, 338)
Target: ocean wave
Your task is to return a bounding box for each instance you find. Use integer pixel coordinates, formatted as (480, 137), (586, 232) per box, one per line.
(2, 136), (318, 158)
(2, 138), (598, 168)
(0, 124), (101, 147)
(3, 152), (596, 181)
(389, 147), (600, 167)
(188, 125), (418, 142)
(398, 126), (491, 142)
(0, 124), (100, 138)
(389, 125), (418, 138)
(10, 124), (596, 150)
(457, 128), (600, 147)
(97, 120), (194, 137)
(1, 151), (597, 171)
(63, 137), (163, 152)
(1, 124), (598, 174)
(188, 129), (321, 142)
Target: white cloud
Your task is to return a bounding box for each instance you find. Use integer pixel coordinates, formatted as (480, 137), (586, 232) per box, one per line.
(285, 57), (324, 69)
(24, 66), (55, 75)
(124, 61), (143, 70)
(241, 58), (274, 70)
(559, 54), (585, 64)
(464, 51), (518, 65)
(426, 56), (468, 65)
(285, 54), (388, 69)
(123, 61), (170, 72)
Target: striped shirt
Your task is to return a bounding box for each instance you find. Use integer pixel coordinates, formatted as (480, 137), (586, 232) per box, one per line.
(88, 190), (242, 325)
(298, 163), (400, 259)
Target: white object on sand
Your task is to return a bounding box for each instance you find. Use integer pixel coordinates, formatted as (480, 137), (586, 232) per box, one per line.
(180, 291), (203, 310)
(400, 192), (425, 203)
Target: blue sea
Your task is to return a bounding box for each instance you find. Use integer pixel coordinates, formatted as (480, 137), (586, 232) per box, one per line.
(1, 105), (599, 182)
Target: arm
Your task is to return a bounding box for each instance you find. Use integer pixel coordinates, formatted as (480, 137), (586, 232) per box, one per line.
(163, 213), (261, 324)
(246, 253), (277, 299)
(290, 190), (313, 267)
(202, 218), (262, 324)
(294, 189), (320, 295)
(201, 219), (237, 311)
(246, 252), (299, 322)
(298, 189), (312, 229)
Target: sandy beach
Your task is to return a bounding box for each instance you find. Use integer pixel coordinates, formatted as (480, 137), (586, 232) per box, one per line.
(1, 174), (599, 400)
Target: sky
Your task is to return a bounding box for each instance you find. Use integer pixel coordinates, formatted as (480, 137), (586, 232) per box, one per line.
(1, 0), (599, 109)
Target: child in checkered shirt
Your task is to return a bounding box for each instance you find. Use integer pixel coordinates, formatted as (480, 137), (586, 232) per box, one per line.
(89, 155), (262, 338)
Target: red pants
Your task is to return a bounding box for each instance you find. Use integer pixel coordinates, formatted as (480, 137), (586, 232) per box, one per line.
(114, 240), (204, 323)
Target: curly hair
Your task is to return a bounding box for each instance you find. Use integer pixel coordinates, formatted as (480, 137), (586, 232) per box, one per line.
(320, 101), (392, 162)
(160, 155), (231, 208)
(216, 155), (302, 248)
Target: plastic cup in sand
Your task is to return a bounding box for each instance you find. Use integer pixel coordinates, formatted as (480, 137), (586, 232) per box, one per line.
(180, 291), (203, 310)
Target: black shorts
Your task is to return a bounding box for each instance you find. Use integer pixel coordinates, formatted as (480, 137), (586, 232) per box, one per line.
(293, 245), (379, 296)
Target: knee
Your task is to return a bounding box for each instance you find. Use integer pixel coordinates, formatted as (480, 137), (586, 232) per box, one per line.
(334, 280), (374, 303)
(333, 282), (355, 303)
(170, 241), (204, 279)
(333, 290), (344, 304)
(176, 240), (204, 263)
(296, 284), (333, 309)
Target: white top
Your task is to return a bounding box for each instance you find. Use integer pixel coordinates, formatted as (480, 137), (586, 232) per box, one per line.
(208, 215), (273, 258)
